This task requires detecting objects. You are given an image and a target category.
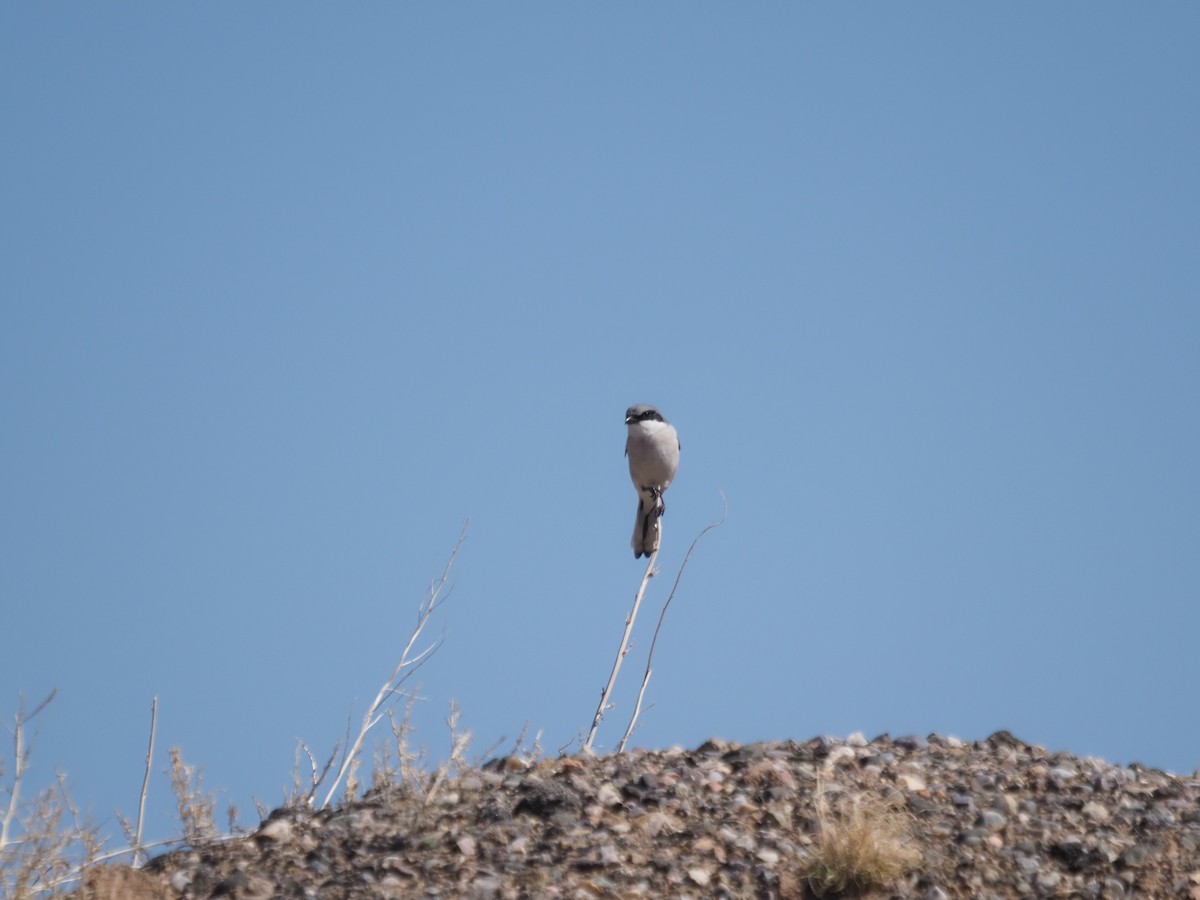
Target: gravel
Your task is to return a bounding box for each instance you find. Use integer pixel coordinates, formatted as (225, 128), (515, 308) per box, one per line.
(81, 732), (1200, 899)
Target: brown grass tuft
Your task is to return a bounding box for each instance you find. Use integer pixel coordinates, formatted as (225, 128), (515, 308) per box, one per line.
(803, 787), (922, 897)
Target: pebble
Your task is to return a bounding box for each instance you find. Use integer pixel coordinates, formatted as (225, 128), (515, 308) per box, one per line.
(1083, 800), (1111, 823)
(978, 810), (1007, 832)
(895, 734), (930, 751)
(595, 782), (622, 806)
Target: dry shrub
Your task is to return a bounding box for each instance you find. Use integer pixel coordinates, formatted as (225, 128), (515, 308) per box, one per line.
(2, 692), (105, 899)
(167, 748), (216, 846)
(0, 785), (76, 899)
(804, 787), (921, 897)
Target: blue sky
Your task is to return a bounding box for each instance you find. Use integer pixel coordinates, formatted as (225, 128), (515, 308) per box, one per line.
(3, 4), (1198, 848)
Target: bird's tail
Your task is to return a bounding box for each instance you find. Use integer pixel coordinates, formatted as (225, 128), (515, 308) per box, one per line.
(631, 491), (663, 559)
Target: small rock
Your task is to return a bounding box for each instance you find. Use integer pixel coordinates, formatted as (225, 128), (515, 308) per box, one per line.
(696, 737), (729, 754)
(257, 818), (293, 842)
(1120, 845), (1150, 867)
(1102, 877), (1128, 899)
(977, 810), (1007, 832)
(169, 871), (192, 892)
(1143, 803), (1178, 828)
(895, 734), (930, 751)
(596, 782), (622, 806)
(1036, 870), (1062, 892)
(470, 875), (503, 899)
(991, 793), (1018, 815)
(687, 867), (712, 886)
(377, 875), (408, 900)
(825, 745), (857, 766)
(1050, 839), (1088, 868)
(756, 847), (780, 866)
(986, 730), (1025, 749)
(1082, 801), (1111, 823)
(733, 831), (757, 852)
(481, 755), (528, 773)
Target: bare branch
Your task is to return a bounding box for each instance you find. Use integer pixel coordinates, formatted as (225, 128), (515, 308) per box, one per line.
(132, 695), (157, 867)
(317, 520), (468, 808)
(1, 688), (58, 854)
(584, 546), (659, 752)
(618, 492), (727, 753)
(56, 768), (103, 868)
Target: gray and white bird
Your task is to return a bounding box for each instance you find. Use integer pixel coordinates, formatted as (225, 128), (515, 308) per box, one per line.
(625, 404), (681, 559)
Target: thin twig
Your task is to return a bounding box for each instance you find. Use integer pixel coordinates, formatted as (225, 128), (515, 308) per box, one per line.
(583, 546), (658, 752)
(1, 688), (58, 854)
(423, 702), (471, 806)
(318, 520), (468, 809)
(55, 768), (100, 866)
(132, 695), (157, 867)
(618, 493), (727, 753)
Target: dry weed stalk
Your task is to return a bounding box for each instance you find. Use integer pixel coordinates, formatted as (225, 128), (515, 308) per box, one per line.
(315, 521), (468, 809)
(618, 496), (726, 753)
(584, 547), (659, 752)
(131, 696), (156, 867)
(422, 702), (472, 806)
(288, 739), (339, 808)
(167, 747), (217, 846)
(804, 785), (922, 897)
(1, 691), (106, 899)
(1, 690), (57, 854)
(54, 771), (101, 871)
(1, 785), (74, 899)
(370, 694), (422, 795)
(504, 721), (543, 762)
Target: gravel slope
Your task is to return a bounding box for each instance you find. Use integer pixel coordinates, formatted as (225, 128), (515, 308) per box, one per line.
(84, 732), (1200, 899)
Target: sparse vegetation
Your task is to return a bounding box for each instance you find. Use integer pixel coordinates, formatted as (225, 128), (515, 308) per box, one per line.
(0, 517), (728, 897)
(1, 527), (470, 897)
(300, 521), (468, 810)
(165, 748), (217, 848)
(0, 691), (101, 900)
(803, 785), (922, 897)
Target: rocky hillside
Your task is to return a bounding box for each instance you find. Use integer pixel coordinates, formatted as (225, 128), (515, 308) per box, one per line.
(82, 732), (1200, 899)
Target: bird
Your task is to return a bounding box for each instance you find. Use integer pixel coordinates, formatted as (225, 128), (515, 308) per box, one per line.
(625, 404), (681, 559)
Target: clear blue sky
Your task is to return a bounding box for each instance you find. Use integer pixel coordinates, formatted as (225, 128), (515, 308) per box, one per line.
(3, 5), (1198, 848)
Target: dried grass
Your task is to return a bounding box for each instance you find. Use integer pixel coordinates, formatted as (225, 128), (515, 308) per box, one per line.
(166, 747), (217, 846)
(803, 786), (922, 897)
(3, 528), (472, 896)
(1, 692), (104, 899)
